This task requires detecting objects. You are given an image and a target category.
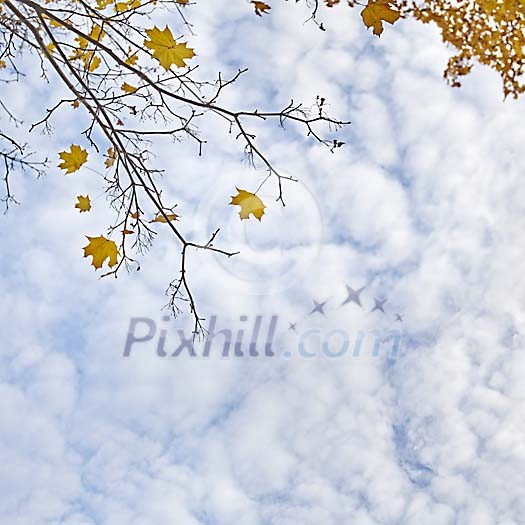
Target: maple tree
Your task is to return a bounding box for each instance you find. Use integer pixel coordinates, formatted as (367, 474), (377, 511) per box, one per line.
(0, 0), (522, 333)
(0, 0), (346, 334)
(309, 0), (525, 96)
(408, 0), (525, 97)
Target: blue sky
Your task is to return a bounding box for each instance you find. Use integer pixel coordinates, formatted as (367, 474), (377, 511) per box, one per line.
(2, 1), (525, 524)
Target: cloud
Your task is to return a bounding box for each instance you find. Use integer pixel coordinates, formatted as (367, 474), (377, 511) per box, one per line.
(2, 2), (525, 524)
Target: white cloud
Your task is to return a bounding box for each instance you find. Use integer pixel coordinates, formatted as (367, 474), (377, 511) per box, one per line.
(2, 1), (525, 524)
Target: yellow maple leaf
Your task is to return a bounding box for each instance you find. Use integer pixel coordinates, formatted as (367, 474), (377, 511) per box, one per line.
(104, 147), (117, 168)
(86, 54), (102, 72)
(125, 50), (139, 66)
(73, 25), (105, 52)
(150, 212), (179, 223)
(70, 25), (104, 71)
(96, 0), (114, 9)
(89, 24), (105, 43)
(83, 235), (119, 270)
(70, 48), (101, 72)
(58, 145), (88, 174)
(144, 25), (195, 70)
(361, 0), (400, 36)
(75, 195), (92, 212)
(230, 188), (266, 221)
(115, 0), (140, 12)
(121, 82), (138, 93)
(252, 1), (271, 16)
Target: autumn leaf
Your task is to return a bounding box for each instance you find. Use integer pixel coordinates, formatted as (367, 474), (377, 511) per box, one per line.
(125, 50), (139, 66)
(58, 145), (88, 174)
(121, 82), (138, 93)
(49, 18), (63, 28)
(46, 43), (56, 54)
(70, 49), (101, 72)
(121, 229), (135, 235)
(115, 0), (140, 12)
(230, 188), (266, 221)
(75, 195), (91, 213)
(150, 212), (179, 223)
(96, 0), (114, 9)
(86, 54), (101, 72)
(105, 147), (117, 168)
(144, 25), (195, 70)
(70, 25), (105, 71)
(361, 0), (400, 36)
(71, 26), (103, 52)
(83, 235), (119, 270)
(0, 59), (6, 68)
(88, 24), (105, 43)
(252, 1), (271, 16)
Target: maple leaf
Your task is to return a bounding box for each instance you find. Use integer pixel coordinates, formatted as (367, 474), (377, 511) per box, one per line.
(125, 50), (139, 66)
(121, 82), (138, 93)
(83, 235), (119, 270)
(96, 0), (114, 8)
(144, 25), (195, 70)
(105, 147), (117, 168)
(70, 25), (104, 71)
(150, 212), (179, 223)
(230, 188), (266, 221)
(58, 145), (88, 174)
(75, 195), (91, 213)
(85, 53), (102, 72)
(89, 24), (105, 43)
(252, 1), (271, 16)
(115, 0), (141, 12)
(70, 48), (101, 72)
(49, 18), (63, 28)
(0, 59), (6, 69)
(72, 26), (103, 52)
(361, 0), (400, 36)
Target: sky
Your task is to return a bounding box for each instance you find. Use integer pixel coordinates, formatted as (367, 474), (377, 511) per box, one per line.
(2, 1), (525, 524)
